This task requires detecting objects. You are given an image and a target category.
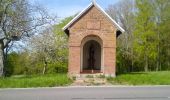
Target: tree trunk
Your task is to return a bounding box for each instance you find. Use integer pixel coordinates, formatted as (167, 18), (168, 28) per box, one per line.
(144, 55), (148, 72)
(131, 47), (134, 72)
(156, 46), (160, 71)
(168, 50), (170, 70)
(43, 60), (47, 75)
(0, 42), (4, 76)
(156, 29), (160, 71)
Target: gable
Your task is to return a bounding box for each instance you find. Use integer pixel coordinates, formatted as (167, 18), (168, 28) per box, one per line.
(70, 6), (114, 31)
(63, 3), (125, 34)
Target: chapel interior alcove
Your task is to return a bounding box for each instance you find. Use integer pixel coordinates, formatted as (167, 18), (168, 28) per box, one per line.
(83, 40), (101, 70)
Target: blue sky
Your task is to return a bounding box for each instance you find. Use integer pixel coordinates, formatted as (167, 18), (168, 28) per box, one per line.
(30, 0), (120, 18)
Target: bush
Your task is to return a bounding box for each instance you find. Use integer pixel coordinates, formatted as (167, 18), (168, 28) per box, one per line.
(47, 62), (68, 74)
(5, 52), (68, 76)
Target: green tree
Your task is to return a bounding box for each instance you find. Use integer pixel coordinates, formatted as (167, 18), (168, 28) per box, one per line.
(26, 16), (73, 75)
(106, 0), (170, 72)
(29, 29), (58, 74)
(0, 0), (52, 76)
(52, 16), (73, 73)
(5, 51), (30, 76)
(152, 0), (170, 71)
(133, 0), (158, 72)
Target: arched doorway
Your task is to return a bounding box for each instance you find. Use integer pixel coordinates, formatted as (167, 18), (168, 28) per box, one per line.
(83, 40), (101, 70)
(81, 35), (103, 73)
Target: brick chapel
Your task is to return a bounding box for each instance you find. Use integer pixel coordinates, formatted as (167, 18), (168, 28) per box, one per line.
(63, 1), (124, 77)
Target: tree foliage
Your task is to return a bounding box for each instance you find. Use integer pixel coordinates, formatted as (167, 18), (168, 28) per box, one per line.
(133, 0), (158, 71)
(0, 0), (53, 76)
(107, 0), (170, 74)
(1, 0), (170, 76)
(5, 16), (73, 75)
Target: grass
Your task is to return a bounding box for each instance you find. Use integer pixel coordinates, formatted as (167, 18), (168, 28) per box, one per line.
(1, 71), (169, 88)
(107, 71), (170, 85)
(0, 74), (72, 88)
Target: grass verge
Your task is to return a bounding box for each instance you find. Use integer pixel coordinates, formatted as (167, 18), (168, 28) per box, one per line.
(0, 74), (72, 88)
(107, 71), (170, 85)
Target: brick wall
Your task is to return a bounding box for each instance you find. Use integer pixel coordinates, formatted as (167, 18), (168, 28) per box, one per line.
(68, 5), (116, 77)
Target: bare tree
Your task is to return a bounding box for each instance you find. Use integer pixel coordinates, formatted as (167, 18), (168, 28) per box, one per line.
(29, 29), (55, 74)
(0, 0), (54, 76)
(106, 0), (136, 72)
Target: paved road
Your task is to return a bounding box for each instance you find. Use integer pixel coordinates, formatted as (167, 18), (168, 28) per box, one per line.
(0, 86), (170, 100)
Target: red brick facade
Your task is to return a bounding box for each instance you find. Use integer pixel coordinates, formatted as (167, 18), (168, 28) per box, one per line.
(63, 3), (124, 77)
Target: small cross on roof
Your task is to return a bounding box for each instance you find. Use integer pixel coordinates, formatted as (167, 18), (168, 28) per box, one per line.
(92, 0), (96, 4)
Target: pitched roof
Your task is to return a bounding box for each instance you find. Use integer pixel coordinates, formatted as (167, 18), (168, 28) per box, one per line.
(62, 2), (125, 33)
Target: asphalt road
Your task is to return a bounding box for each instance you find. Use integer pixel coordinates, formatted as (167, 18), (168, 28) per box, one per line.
(0, 86), (170, 100)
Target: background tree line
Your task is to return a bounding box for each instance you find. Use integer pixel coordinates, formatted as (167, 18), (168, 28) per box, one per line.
(4, 17), (72, 76)
(0, 0), (170, 76)
(106, 0), (170, 74)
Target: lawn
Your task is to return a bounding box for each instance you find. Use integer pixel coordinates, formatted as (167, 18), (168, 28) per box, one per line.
(107, 71), (170, 85)
(0, 74), (72, 88)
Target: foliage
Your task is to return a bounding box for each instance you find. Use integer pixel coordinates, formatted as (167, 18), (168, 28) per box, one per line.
(107, 71), (170, 85)
(153, 0), (170, 71)
(4, 16), (73, 76)
(5, 52), (26, 76)
(1, 0), (170, 78)
(0, 0), (53, 76)
(0, 74), (72, 88)
(28, 29), (59, 74)
(107, 0), (170, 74)
(133, 0), (158, 72)
(52, 16), (74, 72)
(106, 0), (136, 74)
(47, 63), (68, 74)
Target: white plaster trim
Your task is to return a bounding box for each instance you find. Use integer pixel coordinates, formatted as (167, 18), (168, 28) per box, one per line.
(62, 2), (125, 33)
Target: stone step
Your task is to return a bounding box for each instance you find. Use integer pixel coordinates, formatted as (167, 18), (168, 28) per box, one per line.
(71, 73), (110, 86)
(78, 73), (105, 78)
(73, 76), (107, 86)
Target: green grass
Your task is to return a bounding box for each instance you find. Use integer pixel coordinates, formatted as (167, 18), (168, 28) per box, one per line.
(107, 71), (170, 85)
(0, 74), (72, 88)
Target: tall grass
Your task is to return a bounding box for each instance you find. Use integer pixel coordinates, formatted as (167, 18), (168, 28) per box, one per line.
(0, 74), (72, 88)
(107, 71), (170, 85)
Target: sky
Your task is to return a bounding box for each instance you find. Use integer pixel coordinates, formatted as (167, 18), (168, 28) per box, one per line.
(11, 0), (120, 52)
(30, 0), (120, 18)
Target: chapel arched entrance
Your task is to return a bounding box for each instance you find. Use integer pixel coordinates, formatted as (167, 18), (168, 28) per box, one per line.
(81, 35), (103, 73)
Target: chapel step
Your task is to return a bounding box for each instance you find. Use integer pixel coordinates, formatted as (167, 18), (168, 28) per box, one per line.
(72, 74), (109, 86)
